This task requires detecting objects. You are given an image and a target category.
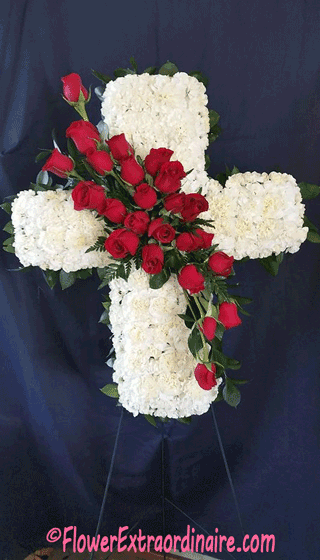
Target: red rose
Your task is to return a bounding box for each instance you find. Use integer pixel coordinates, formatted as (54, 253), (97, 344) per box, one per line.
(208, 252), (234, 277)
(121, 156), (145, 186)
(124, 211), (150, 235)
(176, 232), (200, 252)
(180, 193), (209, 222)
(72, 181), (106, 213)
(164, 192), (186, 214)
(199, 317), (217, 341)
(42, 148), (74, 178)
(107, 133), (133, 162)
(193, 228), (214, 249)
(178, 264), (205, 294)
(102, 199), (127, 223)
(104, 228), (139, 258)
(133, 183), (158, 209)
(218, 302), (242, 329)
(154, 161), (186, 193)
(144, 148), (173, 176)
(148, 217), (176, 244)
(142, 244), (164, 274)
(86, 148), (113, 175)
(194, 363), (217, 390)
(66, 121), (101, 155)
(61, 73), (88, 102)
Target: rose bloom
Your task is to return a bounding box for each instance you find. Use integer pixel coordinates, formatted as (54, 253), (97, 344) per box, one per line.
(148, 217), (176, 244)
(154, 161), (186, 193)
(86, 148), (113, 175)
(104, 228), (139, 258)
(180, 193), (209, 221)
(72, 181), (106, 213)
(208, 252), (234, 277)
(66, 121), (101, 155)
(124, 211), (150, 234)
(194, 363), (217, 390)
(164, 192), (186, 214)
(102, 198), (127, 223)
(144, 148), (173, 176)
(61, 73), (88, 102)
(178, 264), (205, 294)
(199, 317), (217, 340)
(193, 229), (214, 249)
(107, 133), (134, 162)
(141, 244), (164, 274)
(133, 183), (158, 209)
(121, 156), (145, 185)
(42, 148), (74, 178)
(218, 302), (242, 329)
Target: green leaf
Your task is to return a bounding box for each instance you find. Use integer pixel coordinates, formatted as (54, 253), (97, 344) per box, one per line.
(35, 150), (52, 163)
(129, 56), (138, 72)
(307, 230), (320, 243)
(222, 378), (241, 407)
(177, 313), (195, 328)
(0, 202), (12, 215)
(43, 269), (59, 289)
(59, 270), (77, 290)
(3, 245), (15, 253)
(188, 326), (203, 358)
(149, 268), (170, 289)
(3, 235), (14, 246)
(143, 66), (157, 75)
(228, 377), (248, 385)
(114, 67), (135, 78)
(92, 70), (112, 84)
(144, 414), (157, 427)
(67, 137), (79, 160)
(99, 309), (110, 325)
(205, 154), (211, 171)
(304, 215), (317, 232)
(188, 71), (208, 87)
(158, 61), (179, 76)
(208, 125), (221, 144)
(209, 109), (220, 128)
(259, 253), (284, 276)
(177, 416), (192, 424)
(100, 384), (119, 398)
(97, 266), (109, 280)
(75, 269), (93, 279)
(298, 182), (320, 200)
(230, 295), (253, 306)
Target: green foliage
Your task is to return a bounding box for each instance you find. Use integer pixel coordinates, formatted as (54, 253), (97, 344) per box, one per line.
(188, 326), (203, 358)
(59, 270), (77, 290)
(43, 270), (59, 289)
(298, 182), (320, 200)
(304, 215), (320, 243)
(222, 377), (241, 407)
(144, 414), (157, 427)
(92, 70), (112, 84)
(85, 236), (106, 254)
(100, 384), (119, 398)
(158, 61), (179, 76)
(189, 71), (208, 87)
(259, 253), (284, 276)
(149, 268), (170, 289)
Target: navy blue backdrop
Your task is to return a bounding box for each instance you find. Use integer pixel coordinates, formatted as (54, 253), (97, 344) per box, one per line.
(1, 1), (320, 559)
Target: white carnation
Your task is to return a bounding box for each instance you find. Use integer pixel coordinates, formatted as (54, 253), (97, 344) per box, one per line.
(11, 189), (111, 272)
(109, 268), (221, 418)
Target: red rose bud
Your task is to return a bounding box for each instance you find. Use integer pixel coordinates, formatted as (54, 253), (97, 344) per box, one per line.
(134, 183), (158, 209)
(102, 198), (127, 223)
(61, 73), (88, 102)
(208, 252), (234, 277)
(218, 302), (242, 329)
(141, 244), (164, 274)
(124, 211), (150, 235)
(194, 363), (217, 390)
(178, 264), (205, 294)
(176, 232), (200, 252)
(86, 148), (113, 175)
(199, 317), (217, 341)
(72, 181), (106, 214)
(154, 161), (186, 193)
(42, 148), (74, 178)
(193, 228), (214, 249)
(148, 217), (176, 244)
(144, 148), (173, 176)
(104, 228), (139, 259)
(121, 156), (145, 186)
(107, 133), (134, 162)
(164, 192), (186, 214)
(180, 193), (209, 222)
(66, 121), (101, 155)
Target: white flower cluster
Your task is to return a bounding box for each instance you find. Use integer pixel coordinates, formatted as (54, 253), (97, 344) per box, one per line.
(101, 72), (209, 174)
(11, 189), (111, 272)
(109, 268), (221, 418)
(203, 172), (308, 259)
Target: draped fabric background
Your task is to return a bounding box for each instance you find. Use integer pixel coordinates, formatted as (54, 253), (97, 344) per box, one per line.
(1, 1), (320, 559)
